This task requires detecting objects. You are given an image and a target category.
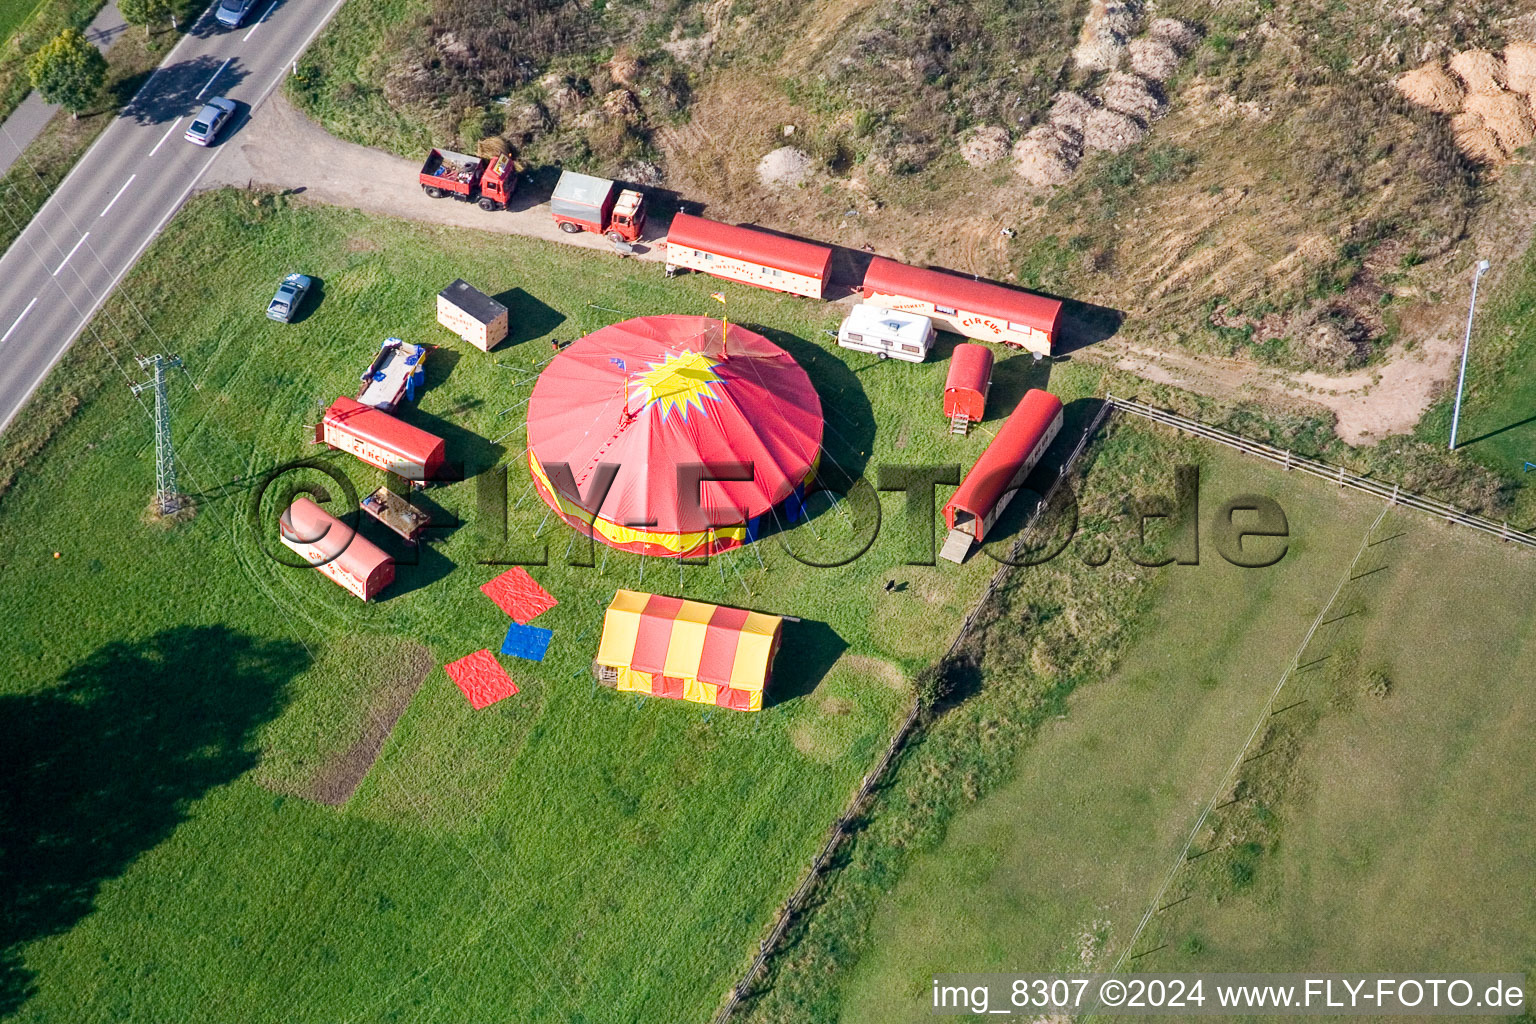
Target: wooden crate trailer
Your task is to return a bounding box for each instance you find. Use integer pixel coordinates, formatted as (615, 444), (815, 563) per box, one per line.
(939, 388), (1063, 563)
(279, 497), (395, 601)
(663, 212), (833, 299)
(836, 304), (935, 363)
(861, 256), (1063, 356)
(943, 343), (994, 435)
(437, 279), (509, 352)
(317, 396), (446, 485)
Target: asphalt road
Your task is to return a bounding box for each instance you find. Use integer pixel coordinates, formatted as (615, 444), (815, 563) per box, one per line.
(0, 0), (350, 434)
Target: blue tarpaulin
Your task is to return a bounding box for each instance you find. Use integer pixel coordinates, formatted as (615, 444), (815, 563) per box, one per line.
(501, 621), (554, 662)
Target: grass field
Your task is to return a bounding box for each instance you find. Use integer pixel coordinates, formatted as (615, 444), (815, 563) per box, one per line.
(824, 445), (1536, 1021)
(0, 188), (1118, 1022)
(1415, 241), (1536, 523)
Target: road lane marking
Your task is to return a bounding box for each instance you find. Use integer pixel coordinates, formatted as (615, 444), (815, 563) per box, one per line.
(149, 119), (180, 155)
(100, 174), (135, 217)
(52, 233), (88, 276)
(244, 0), (277, 40)
(196, 57), (232, 99)
(0, 297), (37, 344)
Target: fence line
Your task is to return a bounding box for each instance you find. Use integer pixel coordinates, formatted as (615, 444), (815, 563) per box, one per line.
(709, 399), (1113, 1024)
(1104, 393), (1536, 549)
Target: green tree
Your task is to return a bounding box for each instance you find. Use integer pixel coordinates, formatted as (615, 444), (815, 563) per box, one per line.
(118, 0), (175, 37)
(27, 28), (107, 119)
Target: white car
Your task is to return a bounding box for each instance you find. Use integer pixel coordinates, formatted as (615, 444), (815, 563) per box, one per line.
(184, 98), (236, 146)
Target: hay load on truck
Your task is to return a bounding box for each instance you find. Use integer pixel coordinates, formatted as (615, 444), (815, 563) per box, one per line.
(418, 148), (517, 211)
(939, 388), (1063, 564)
(550, 170), (646, 242)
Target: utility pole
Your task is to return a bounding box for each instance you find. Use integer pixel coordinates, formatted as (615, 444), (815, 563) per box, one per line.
(130, 354), (184, 514)
(1450, 259), (1491, 451)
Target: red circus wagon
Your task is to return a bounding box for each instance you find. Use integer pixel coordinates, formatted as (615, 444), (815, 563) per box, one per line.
(943, 343), (994, 435)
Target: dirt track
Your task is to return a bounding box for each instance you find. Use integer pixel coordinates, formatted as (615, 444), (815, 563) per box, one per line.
(207, 93), (669, 262)
(209, 94), (1519, 446)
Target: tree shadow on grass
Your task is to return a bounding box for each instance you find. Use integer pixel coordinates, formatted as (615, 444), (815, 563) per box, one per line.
(0, 626), (308, 1017)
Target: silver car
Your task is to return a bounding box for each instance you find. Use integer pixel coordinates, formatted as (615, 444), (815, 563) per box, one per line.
(214, 0), (255, 28)
(267, 273), (311, 322)
(184, 97), (236, 146)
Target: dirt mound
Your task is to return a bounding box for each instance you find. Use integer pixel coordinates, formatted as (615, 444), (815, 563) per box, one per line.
(1448, 50), (1507, 95)
(1148, 17), (1199, 55)
(1296, 305), (1372, 370)
(1074, 0), (1142, 72)
(1048, 91), (1094, 132)
(608, 53), (642, 86)
(1463, 90), (1535, 153)
(1450, 110), (1505, 163)
(1505, 41), (1536, 94)
(1100, 71), (1166, 122)
(1013, 124), (1082, 186)
(1128, 37), (1181, 81)
(1394, 62), (1465, 114)
(757, 145), (815, 188)
(601, 88), (640, 122)
(1083, 106), (1147, 152)
(959, 125), (1010, 167)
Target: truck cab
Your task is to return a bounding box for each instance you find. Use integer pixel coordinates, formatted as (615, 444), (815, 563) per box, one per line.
(609, 189), (646, 243)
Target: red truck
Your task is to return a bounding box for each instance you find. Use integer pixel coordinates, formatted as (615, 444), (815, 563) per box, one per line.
(550, 170), (646, 243)
(418, 148), (517, 211)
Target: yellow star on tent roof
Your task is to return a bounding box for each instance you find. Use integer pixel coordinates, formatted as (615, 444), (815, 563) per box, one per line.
(635, 350), (723, 420)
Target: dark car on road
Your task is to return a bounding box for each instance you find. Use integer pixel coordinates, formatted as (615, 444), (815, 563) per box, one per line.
(214, 0), (256, 28)
(184, 97), (236, 146)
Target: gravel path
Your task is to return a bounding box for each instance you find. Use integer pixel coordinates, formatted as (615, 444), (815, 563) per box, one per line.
(207, 91), (668, 261)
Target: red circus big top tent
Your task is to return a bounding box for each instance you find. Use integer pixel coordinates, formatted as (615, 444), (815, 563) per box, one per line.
(526, 315), (823, 558)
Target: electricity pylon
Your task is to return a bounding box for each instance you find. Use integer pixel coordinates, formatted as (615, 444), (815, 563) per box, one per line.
(130, 354), (184, 515)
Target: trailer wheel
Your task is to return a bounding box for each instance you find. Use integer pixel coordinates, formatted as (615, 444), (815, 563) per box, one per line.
(606, 230), (625, 243)
(559, 221), (581, 234)
(878, 352), (888, 360)
(423, 186), (445, 199)
(478, 198), (499, 212)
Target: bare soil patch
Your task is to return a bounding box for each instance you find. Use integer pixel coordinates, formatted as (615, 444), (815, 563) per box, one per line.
(304, 643), (433, 805)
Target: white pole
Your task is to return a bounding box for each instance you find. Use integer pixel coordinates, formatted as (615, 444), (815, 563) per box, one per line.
(1450, 259), (1491, 451)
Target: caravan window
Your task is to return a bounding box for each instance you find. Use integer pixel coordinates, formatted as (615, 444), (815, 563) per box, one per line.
(935, 304), (957, 316)
(902, 343), (921, 354)
(1008, 321), (1032, 333)
(846, 332), (863, 343)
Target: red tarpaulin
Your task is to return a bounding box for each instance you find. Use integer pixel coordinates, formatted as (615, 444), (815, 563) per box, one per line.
(526, 315), (823, 558)
(480, 567), (558, 623)
(445, 649), (518, 709)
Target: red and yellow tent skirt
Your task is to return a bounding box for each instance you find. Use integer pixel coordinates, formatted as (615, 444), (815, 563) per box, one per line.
(528, 450), (815, 560)
(593, 590), (783, 712)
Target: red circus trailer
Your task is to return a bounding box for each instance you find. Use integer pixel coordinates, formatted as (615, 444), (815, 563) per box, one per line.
(939, 389), (1064, 563)
(943, 343), (994, 435)
(861, 256), (1063, 356)
(317, 396), (446, 484)
(663, 212), (833, 299)
(279, 497), (395, 601)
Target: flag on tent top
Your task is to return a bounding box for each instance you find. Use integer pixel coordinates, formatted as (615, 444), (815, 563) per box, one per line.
(710, 292), (726, 304)
(609, 356), (626, 370)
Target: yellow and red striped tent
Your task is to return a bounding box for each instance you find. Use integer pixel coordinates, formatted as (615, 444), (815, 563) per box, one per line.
(593, 590), (783, 711)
